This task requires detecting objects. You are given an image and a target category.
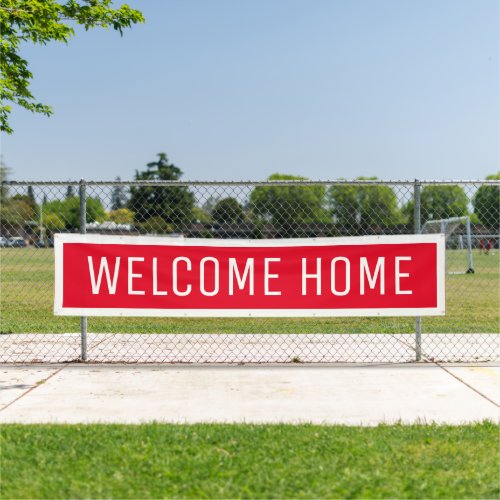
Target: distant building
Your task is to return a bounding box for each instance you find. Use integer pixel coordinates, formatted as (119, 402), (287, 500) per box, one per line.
(86, 221), (140, 235)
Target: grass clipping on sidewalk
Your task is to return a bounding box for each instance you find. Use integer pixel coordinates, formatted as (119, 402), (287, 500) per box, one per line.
(1, 422), (498, 499)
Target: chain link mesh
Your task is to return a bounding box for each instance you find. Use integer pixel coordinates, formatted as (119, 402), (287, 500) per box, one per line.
(1, 180), (499, 363)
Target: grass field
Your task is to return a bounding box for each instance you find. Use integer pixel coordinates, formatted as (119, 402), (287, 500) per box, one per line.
(1, 422), (497, 499)
(0, 248), (500, 333)
(0, 248), (499, 334)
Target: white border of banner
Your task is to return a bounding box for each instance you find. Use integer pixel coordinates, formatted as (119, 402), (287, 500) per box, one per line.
(54, 233), (445, 317)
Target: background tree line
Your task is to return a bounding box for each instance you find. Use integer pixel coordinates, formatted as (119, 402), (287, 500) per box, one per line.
(1, 155), (498, 238)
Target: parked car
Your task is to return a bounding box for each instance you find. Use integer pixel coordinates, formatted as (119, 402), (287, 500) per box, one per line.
(34, 240), (46, 248)
(0, 236), (9, 247)
(8, 237), (27, 248)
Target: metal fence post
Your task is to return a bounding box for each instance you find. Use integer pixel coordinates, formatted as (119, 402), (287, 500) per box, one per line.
(466, 216), (474, 273)
(79, 179), (88, 362)
(413, 179), (422, 361)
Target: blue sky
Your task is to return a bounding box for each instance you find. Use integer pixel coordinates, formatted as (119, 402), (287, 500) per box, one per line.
(1, 0), (499, 181)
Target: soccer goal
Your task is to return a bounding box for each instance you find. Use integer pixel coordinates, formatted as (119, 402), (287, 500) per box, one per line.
(422, 216), (474, 274)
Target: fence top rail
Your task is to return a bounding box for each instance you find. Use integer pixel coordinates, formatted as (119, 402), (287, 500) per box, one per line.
(2, 179), (500, 187)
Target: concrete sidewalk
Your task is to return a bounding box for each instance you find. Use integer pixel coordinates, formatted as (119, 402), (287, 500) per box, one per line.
(0, 364), (498, 425)
(2, 333), (499, 363)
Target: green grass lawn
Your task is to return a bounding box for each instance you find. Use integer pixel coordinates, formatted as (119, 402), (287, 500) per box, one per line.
(0, 248), (499, 333)
(1, 422), (497, 499)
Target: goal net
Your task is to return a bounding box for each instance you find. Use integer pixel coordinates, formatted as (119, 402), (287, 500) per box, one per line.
(422, 216), (474, 274)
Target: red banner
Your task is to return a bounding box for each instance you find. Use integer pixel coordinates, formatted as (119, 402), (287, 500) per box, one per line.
(54, 234), (445, 317)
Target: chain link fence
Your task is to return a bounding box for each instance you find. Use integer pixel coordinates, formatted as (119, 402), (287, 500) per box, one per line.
(1, 179), (499, 363)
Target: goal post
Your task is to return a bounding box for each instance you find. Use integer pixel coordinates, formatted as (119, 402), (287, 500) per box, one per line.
(422, 216), (474, 274)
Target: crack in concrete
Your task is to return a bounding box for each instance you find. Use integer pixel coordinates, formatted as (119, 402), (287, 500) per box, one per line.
(433, 362), (500, 409)
(0, 365), (67, 412)
(391, 334), (500, 410)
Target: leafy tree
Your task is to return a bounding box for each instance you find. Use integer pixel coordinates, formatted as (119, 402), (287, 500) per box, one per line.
(421, 185), (468, 221)
(0, 0), (144, 133)
(327, 177), (402, 232)
(201, 195), (220, 215)
(111, 177), (128, 210)
(0, 198), (34, 232)
(0, 168), (37, 228)
(12, 193), (38, 213)
(27, 185), (35, 206)
(43, 212), (65, 234)
(250, 174), (330, 236)
(108, 207), (134, 224)
(403, 185), (468, 224)
(473, 172), (500, 231)
(44, 196), (106, 229)
(212, 197), (246, 224)
(192, 207), (212, 224)
(140, 216), (173, 235)
(128, 153), (195, 232)
(327, 183), (358, 230)
(0, 158), (10, 201)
